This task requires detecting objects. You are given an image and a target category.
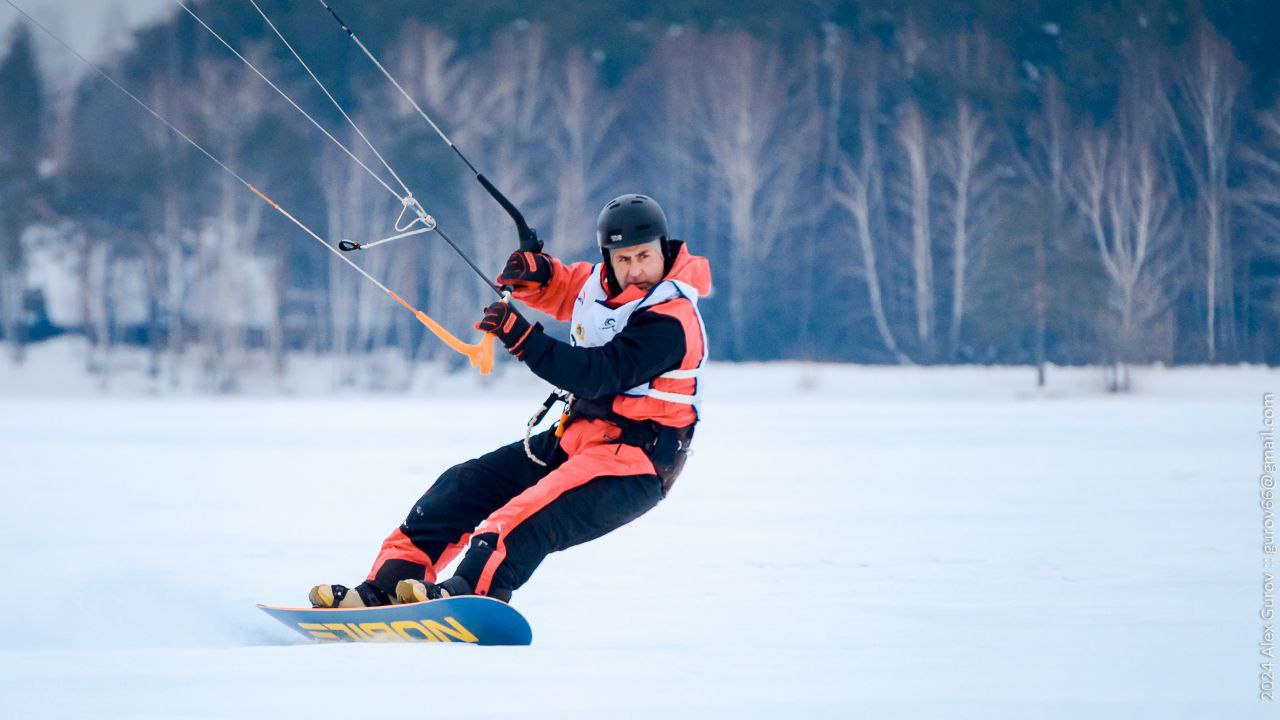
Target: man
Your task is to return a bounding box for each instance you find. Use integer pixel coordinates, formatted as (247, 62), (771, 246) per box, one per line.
(310, 193), (711, 606)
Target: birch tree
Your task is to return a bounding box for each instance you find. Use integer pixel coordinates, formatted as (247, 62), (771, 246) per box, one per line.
(392, 23), (468, 116)
(1164, 22), (1245, 360)
(389, 23), (486, 356)
(894, 101), (935, 357)
(641, 29), (711, 292)
(688, 31), (818, 358)
(319, 136), (403, 386)
(453, 27), (549, 338)
(385, 24), (534, 368)
(1021, 73), (1072, 383)
(645, 29), (706, 251)
(187, 57), (272, 392)
(141, 56), (198, 387)
(1239, 103), (1280, 343)
(1073, 132), (1183, 388)
(830, 41), (909, 362)
(546, 48), (624, 258)
(937, 99), (996, 360)
(1240, 105), (1280, 249)
(393, 25), (550, 346)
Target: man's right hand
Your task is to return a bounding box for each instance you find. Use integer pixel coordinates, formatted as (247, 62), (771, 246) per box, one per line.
(497, 250), (553, 290)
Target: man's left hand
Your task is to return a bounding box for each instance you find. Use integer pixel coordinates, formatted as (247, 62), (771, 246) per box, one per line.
(476, 301), (537, 356)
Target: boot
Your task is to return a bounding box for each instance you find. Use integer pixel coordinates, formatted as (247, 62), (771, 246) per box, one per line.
(309, 582), (391, 608)
(395, 576), (472, 604)
(309, 583), (355, 608)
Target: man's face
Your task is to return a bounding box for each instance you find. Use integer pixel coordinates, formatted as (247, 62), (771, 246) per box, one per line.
(610, 240), (665, 292)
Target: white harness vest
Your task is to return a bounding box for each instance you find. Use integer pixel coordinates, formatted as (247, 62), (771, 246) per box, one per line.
(568, 264), (708, 410)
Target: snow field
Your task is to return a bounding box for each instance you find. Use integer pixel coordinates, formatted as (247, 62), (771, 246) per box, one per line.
(0, 363), (1275, 718)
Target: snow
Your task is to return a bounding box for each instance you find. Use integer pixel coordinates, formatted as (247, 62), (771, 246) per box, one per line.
(0, 354), (1275, 717)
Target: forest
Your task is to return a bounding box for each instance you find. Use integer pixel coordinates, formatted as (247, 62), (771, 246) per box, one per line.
(0, 0), (1278, 391)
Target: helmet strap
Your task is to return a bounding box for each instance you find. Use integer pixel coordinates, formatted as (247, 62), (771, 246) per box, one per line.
(662, 238), (678, 275)
(601, 248), (623, 296)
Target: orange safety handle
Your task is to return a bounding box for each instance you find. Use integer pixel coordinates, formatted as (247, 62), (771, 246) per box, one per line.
(554, 405), (571, 438)
(386, 291), (495, 375)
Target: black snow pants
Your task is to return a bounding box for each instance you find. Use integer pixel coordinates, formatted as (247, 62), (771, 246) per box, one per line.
(363, 425), (663, 602)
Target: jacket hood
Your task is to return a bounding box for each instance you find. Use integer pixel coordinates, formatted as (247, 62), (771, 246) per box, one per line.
(662, 241), (712, 297)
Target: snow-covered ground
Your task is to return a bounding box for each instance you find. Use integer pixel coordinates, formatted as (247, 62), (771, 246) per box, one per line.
(0, 351), (1275, 718)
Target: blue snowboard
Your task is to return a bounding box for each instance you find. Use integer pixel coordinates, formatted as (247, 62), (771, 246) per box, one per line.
(257, 596), (532, 646)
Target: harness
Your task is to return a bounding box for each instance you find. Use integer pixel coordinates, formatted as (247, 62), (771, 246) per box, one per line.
(522, 392), (693, 496)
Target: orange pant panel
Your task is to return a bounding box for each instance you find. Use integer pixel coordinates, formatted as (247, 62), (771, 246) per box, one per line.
(471, 434), (655, 595)
(367, 527), (436, 583)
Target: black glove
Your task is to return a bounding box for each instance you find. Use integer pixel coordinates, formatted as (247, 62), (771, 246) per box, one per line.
(496, 250), (553, 290)
(476, 301), (538, 356)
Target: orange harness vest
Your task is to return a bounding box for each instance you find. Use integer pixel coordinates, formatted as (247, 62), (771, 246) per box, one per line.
(568, 264), (708, 420)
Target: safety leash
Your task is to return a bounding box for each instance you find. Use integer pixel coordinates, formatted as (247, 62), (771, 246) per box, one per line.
(523, 391), (572, 466)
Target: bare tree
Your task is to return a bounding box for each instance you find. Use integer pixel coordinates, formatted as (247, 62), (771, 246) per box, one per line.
(830, 40), (909, 363)
(1239, 103), (1280, 344)
(392, 23), (468, 116)
(1019, 73), (1072, 384)
(453, 27), (550, 337)
(935, 29), (1012, 362)
(79, 227), (109, 377)
(894, 101), (935, 357)
(389, 23), (490, 362)
(685, 31), (819, 357)
(141, 61), (196, 388)
(1163, 22), (1245, 360)
(410, 25), (549, 332)
(546, 48), (624, 257)
(387, 25), (550, 370)
(648, 41), (711, 270)
(186, 57), (273, 392)
(1240, 104), (1280, 245)
(319, 132), (408, 387)
(639, 28), (713, 301)
(937, 99), (997, 360)
(319, 141), (359, 385)
(1073, 131), (1183, 389)
(320, 24), (535, 382)
(816, 23), (846, 196)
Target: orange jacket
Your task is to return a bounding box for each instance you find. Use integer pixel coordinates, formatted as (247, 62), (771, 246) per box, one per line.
(511, 243), (711, 450)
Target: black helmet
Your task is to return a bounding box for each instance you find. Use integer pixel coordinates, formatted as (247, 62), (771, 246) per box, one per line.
(596, 194), (676, 294)
(596, 194), (668, 251)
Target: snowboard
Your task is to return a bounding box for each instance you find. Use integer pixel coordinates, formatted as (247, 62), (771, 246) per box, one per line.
(257, 596), (532, 646)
